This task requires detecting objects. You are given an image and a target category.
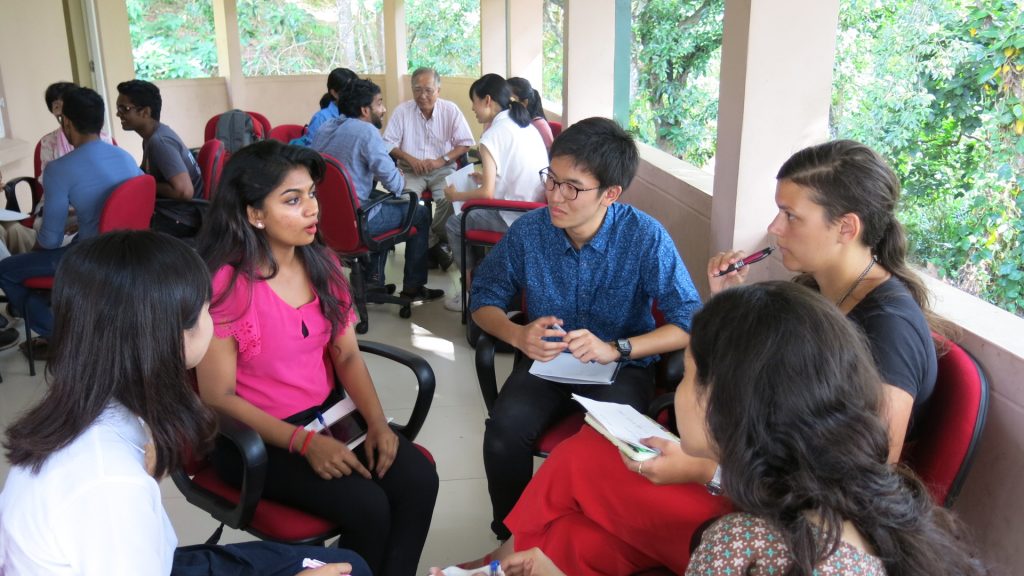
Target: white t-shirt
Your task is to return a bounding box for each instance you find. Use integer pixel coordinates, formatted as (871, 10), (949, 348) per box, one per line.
(0, 403), (176, 575)
(479, 109), (548, 225)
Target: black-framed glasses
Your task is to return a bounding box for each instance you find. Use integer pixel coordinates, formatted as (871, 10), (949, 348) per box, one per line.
(539, 167), (602, 201)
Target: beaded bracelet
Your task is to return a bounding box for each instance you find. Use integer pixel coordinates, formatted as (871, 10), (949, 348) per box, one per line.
(299, 430), (315, 456)
(288, 426), (303, 453)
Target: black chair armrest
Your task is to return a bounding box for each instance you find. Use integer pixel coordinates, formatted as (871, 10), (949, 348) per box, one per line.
(358, 339), (435, 441)
(4, 176), (43, 214)
(474, 312), (526, 413)
(655, 348), (684, 392)
(356, 191), (418, 253)
(646, 392), (676, 423)
(170, 413), (267, 530)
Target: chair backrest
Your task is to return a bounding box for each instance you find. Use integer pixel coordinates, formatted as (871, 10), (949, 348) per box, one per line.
(269, 123), (307, 143)
(548, 120), (563, 139)
(99, 174), (156, 233)
(197, 139), (228, 200)
(33, 140), (43, 179)
(317, 154), (365, 255)
(204, 111), (268, 143)
(901, 338), (989, 507)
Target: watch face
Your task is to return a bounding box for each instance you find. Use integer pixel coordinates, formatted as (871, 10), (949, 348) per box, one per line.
(617, 339), (631, 356)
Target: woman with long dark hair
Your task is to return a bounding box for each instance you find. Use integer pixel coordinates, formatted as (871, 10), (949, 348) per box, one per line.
(0, 231), (366, 575)
(508, 77), (553, 150)
(194, 140), (438, 576)
(293, 67), (358, 146)
(442, 73), (548, 312)
(437, 282), (984, 576)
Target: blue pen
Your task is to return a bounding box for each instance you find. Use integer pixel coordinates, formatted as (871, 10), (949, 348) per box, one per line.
(315, 411), (334, 438)
(490, 559), (501, 576)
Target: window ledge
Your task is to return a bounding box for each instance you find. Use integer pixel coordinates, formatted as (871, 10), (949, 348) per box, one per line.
(921, 272), (1024, 358)
(0, 138), (32, 168)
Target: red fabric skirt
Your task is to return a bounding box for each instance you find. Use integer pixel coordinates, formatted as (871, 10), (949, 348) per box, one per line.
(505, 426), (733, 575)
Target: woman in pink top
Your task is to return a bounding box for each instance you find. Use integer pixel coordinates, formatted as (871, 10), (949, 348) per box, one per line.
(195, 140), (438, 576)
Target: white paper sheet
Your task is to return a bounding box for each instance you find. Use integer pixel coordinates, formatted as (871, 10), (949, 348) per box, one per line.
(0, 209), (29, 222)
(529, 352), (620, 385)
(445, 163), (478, 214)
(573, 394), (678, 449)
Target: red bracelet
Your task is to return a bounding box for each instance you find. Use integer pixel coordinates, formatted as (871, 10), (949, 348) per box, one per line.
(299, 430), (315, 456)
(288, 426), (302, 453)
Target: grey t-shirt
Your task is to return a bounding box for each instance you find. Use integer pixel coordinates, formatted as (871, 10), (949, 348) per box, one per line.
(143, 123), (203, 230)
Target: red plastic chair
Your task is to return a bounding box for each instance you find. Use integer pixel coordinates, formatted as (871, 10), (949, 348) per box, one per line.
(196, 139), (228, 200)
(268, 124), (308, 143)
(21, 175), (156, 373)
(317, 154), (420, 334)
(900, 337), (989, 507)
(547, 120), (563, 139)
(203, 111), (270, 142)
(172, 340), (436, 545)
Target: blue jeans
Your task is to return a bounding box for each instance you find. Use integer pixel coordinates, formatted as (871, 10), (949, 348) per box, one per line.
(0, 246), (69, 337)
(366, 201), (431, 291)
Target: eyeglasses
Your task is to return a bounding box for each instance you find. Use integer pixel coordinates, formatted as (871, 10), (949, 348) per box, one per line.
(539, 167), (602, 201)
(116, 104), (138, 114)
(412, 87), (437, 96)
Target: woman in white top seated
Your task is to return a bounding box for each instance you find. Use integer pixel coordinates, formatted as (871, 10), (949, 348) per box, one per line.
(0, 230), (366, 576)
(443, 73), (549, 312)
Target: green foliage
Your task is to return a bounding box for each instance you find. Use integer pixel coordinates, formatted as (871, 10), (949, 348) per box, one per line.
(406, 0), (480, 77)
(629, 0), (724, 167)
(126, 0), (217, 80)
(542, 0), (564, 105)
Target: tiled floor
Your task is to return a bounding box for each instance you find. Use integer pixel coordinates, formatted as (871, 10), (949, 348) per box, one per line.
(0, 251), (521, 575)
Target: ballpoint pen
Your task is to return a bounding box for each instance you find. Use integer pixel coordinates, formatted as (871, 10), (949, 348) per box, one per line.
(315, 411), (335, 438)
(712, 246), (774, 277)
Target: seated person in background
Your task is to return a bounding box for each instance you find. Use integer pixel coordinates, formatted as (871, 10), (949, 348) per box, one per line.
(469, 117), (701, 542)
(383, 67), (475, 271)
(1, 81), (113, 256)
(452, 139), (945, 575)
(508, 77), (553, 150)
(0, 87), (141, 355)
(292, 67), (358, 147)
(195, 141), (438, 576)
(312, 78), (442, 302)
(116, 79), (204, 237)
(0, 230), (366, 576)
(439, 282), (985, 576)
(442, 73), (549, 312)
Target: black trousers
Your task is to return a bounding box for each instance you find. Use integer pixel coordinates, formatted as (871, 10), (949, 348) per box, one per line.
(214, 412), (438, 576)
(483, 355), (655, 539)
(172, 541), (370, 576)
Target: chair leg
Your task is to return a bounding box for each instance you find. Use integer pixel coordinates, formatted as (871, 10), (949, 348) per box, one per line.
(23, 298), (34, 377)
(348, 257), (370, 334)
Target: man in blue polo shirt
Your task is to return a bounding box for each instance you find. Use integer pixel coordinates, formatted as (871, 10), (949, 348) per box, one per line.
(470, 117), (701, 540)
(0, 87), (141, 353)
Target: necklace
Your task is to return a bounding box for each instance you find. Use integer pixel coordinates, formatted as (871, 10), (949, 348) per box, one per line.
(835, 257), (876, 308)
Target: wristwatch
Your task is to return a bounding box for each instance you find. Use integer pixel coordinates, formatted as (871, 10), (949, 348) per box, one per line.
(615, 338), (632, 361)
(442, 153), (451, 164)
(705, 466), (723, 496)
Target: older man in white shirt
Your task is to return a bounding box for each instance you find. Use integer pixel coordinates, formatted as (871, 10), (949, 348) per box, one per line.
(383, 67), (474, 271)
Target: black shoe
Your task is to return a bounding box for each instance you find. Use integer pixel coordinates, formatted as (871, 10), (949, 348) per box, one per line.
(0, 327), (20, 351)
(428, 243), (454, 272)
(0, 315), (9, 330)
(400, 286), (445, 303)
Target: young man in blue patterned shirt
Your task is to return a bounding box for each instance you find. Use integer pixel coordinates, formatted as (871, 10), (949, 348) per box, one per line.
(470, 116), (702, 540)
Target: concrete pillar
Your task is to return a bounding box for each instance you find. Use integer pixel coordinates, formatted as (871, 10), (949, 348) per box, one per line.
(383, 0), (407, 110)
(562, 0), (617, 124)
(212, 0), (244, 107)
(710, 0), (840, 281)
(508, 0), (543, 87)
(480, 0), (508, 76)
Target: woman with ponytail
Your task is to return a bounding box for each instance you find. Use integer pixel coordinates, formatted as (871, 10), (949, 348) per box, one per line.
(442, 73), (548, 312)
(710, 139), (943, 460)
(295, 67), (358, 146)
(508, 77), (553, 150)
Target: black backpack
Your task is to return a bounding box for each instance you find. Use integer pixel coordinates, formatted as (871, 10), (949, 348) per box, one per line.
(215, 109), (260, 153)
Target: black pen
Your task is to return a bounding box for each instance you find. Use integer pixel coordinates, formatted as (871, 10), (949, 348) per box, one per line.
(712, 247), (774, 277)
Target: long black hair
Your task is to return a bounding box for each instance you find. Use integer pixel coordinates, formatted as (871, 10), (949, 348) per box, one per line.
(507, 77), (546, 121)
(196, 139), (351, 338)
(320, 67), (357, 109)
(469, 73), (531, 128)
(689, 281), (984, 576)
(4, 231), (216, 479)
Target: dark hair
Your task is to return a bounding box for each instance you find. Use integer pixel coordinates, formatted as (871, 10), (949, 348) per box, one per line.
(549, 117), (639, 190)
(690, 281), (985, 576)
(60, 87), (106, 135)
(411, 67), (441, 86)
(196, 140), (351, 339)
(320, 67), (357, 109)
(117, 79), (162, 121)
(44, 81), (77, 111)
(469, 73), (531, 128)
(507, 77), (546, 120)
(337, 78), (381, 119)
(4, 231), (216, 479)
(776, 140), (950, 341)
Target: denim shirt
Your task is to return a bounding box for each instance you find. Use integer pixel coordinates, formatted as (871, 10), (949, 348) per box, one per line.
(470, 203), (701, 366)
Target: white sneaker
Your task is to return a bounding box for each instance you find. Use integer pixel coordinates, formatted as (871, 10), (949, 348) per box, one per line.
(444, 292), (463, 312)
